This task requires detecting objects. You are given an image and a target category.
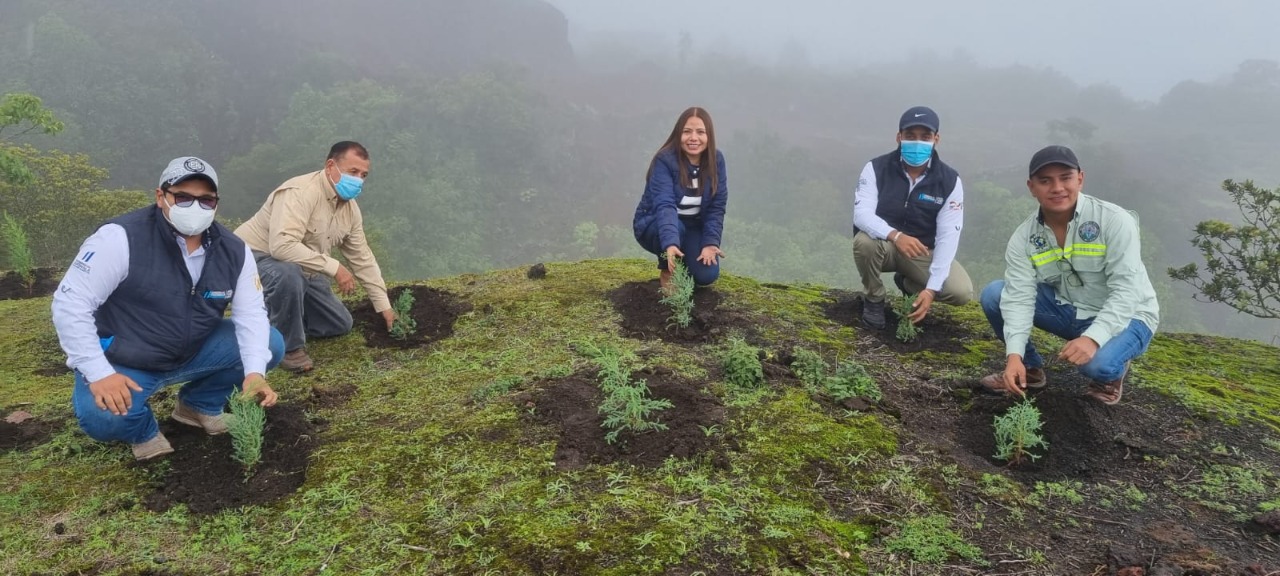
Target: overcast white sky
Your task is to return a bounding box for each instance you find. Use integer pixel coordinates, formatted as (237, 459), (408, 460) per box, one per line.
(545, 0), (1280, 100)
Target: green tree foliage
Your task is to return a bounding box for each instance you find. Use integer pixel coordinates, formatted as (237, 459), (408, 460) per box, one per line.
(994, 399), (1049, 465)
(892, 294), (921, 342)
(1, 211), (34, 288)
(0, 146), (150, 266)
(578, 342), (672, 444)
(0, 92), (64, 186)
(227, 391), (267, 475)
(1169, 179), (1280, 319)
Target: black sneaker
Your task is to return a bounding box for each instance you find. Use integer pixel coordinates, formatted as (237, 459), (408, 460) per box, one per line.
(893, 273), (910, 295)
(862, 299), (887, 329)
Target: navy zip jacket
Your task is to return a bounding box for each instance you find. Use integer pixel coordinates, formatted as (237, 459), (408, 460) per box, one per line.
(633, 148), (728, 251)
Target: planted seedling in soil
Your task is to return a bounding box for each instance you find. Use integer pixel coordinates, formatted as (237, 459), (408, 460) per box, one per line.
(227, 391), (267, 477)
(721, 336), (764, 391)
(892, 293), (922, 343)
(579, 342), (673, 444)
(827, 360), (882, 403)
(994, 398), (1049, 465)
(2, 212), (35, 292)
(659, 260), (695, 329)
(389, 289), (418, 340)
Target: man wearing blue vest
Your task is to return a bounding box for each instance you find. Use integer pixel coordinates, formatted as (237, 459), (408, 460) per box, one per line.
(52, 157), (285, 461)
(978, 146), (1159, 404)
(853, 106), (973, 329)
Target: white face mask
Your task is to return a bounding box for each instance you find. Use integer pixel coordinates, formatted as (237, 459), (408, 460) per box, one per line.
(164, 197), (217, 236)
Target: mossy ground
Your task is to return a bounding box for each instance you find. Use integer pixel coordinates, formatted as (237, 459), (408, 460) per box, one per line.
(1, 259), (1277, 575)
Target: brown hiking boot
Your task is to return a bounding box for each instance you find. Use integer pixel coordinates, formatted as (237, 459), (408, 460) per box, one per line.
(1084, 362), (1129, 405)
(979, 367), (1047, 394)
(171, 400), (228, 435)
(281, 348), (314, 373)
(131, 432), (174, 461)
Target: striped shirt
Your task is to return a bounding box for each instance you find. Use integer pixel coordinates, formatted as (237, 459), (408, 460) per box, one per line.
(678, 165), (703, 218)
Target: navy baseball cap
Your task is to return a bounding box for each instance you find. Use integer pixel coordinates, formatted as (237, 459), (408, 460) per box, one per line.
(159, 156), (219, 191)
(1028, 145), (1081, 177)
(899, 106), (939, 132)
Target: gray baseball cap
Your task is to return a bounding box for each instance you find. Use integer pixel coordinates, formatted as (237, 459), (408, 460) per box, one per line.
(158, 156), (218, 191)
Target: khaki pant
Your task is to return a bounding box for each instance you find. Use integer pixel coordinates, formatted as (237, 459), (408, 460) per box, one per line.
(852, 231), (973, 305)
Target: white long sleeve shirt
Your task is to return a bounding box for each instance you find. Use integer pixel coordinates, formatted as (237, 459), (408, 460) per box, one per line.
(51, 224), (272, 383)
(852, 160), (965, 292)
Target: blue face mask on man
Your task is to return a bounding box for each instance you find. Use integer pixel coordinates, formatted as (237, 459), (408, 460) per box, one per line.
(330, 167), (364, 201)
(900, 140), (934, 167)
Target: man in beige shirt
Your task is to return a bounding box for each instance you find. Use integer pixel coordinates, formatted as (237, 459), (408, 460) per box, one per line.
(235, 141), (395, 372)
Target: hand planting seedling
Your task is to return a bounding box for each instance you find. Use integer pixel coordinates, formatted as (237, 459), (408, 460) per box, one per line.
(827, 360), (882, 403)
(227, 389), (268, 476)
(1, 212), (35, 292)
(389, 289), (417, 340)
(892, 293), (922, 342)
(721, 336), (764, 391)
(994, 398), (1049, 465)
(659, 260), (695, 329)
(580, 341), (672, 444)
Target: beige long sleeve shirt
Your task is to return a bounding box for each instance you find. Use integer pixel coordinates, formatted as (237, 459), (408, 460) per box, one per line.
(235, 170), (391, 312)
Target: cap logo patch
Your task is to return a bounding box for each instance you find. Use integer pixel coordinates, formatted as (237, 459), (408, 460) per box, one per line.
(1078, 221), (1100, 242)
(183, 158), (206, 173)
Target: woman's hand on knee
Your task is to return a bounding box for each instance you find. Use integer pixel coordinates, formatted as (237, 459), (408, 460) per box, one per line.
(697, 246), (723, 266)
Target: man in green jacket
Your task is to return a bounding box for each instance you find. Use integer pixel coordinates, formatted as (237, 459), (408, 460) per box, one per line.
(979, 145), (1160, 404)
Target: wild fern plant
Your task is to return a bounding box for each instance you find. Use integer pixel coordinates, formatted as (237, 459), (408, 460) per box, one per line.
(994, 398), (1050, 465)
(827, 360), (882, 403)
(389, 289), (417, 340)
(1, 212), (35, 291)
(580, 342), (672, 444)
(226, 391), (267, 476)
(659, 260), (696, 329)
(791, 348), (827, 392)
(892, 293), (922, 342)
(721, 337), (765, 391)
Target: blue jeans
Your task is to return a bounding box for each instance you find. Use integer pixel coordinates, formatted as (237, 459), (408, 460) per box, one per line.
(980, 280), (1152, 382)
(72, 320), (285, 444)
(635, 218), (720, 286)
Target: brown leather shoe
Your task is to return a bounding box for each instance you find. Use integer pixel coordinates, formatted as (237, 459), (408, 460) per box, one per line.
(171, 401), (228, 435)
(979, 367), (1047, 394)
(1084, 362), (1129, 405)
(281, 348), (314, 373)
(131, 432), (174, 461)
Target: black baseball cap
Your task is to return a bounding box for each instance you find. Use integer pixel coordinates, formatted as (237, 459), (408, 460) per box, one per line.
(899, 106), (939, 133)
(1028, 145), (1081, 177)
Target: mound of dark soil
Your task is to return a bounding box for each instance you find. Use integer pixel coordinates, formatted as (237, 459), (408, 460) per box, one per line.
(522, 368), (727, 469)
(0, 268), (61, 300)
(881, 362), (1280, 574)
(142, 404), (315, 514)
(820, 289), (969, 354)
(352, 285), (471, 349)
(609, 281), (749, 344)
(1, 412), (62, 451)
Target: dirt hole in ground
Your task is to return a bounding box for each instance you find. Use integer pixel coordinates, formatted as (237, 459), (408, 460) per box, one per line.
(309, 383), (358, 410)
(1, 412), (63, 452)
(609, 280), (752, 344)
(351, 285), (471, 349)
(0, 268), (61, 300)
(142, 403), (315, 514)
(820, 289), (969, 354)
(520, 368), (727, 469)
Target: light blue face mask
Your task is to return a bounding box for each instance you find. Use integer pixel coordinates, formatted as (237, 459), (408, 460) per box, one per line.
(900, 140), (935, 167)
(333, 172), (364, 200)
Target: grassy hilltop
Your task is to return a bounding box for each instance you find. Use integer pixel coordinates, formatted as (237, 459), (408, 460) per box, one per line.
(1, 259), (1278, 575)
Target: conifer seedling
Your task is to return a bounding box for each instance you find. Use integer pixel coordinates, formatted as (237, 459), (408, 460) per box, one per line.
(389, 289), (417, 340)
(1, 212), (35, 292)
(227, 390), (267, 477)
(994, 398), (1050, 465)
(892, 293), (922, 342)
(659, 260), (695, 329)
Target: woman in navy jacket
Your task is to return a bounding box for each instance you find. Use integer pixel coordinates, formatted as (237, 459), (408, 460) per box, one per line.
(632, 107), (728, 291)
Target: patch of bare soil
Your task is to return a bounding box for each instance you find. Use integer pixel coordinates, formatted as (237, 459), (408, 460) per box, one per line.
(520, 368), (727, 469)
(0, 267), (61, 300)
(877, 361), (1280, 575)
(1, 411), (62, 452)
(142, 404), (315, 514)
(820, 289), (969, 354)
(609, 281), (753, 344)
(351, 285), (471, 349)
